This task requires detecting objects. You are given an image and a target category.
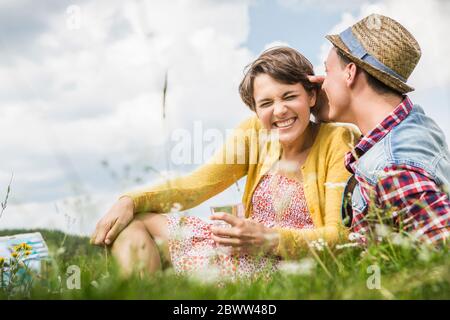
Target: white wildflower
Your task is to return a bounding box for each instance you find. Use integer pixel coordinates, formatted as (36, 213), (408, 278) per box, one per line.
(390, 232), (412, 248)
(172, 225), (195, 241)
(308, 239), (327, 251)
(348, 232), (363, 242)
(418, 247), (431, 262)
(90, 280), (99, 288)
(360, 250), (368, 258)
(335, 243), (360, 250)
(164, 267), (176, 277)
(190, 265), (222, 284)
(375, 224), (391, 238)
(278, 258), (316, 276)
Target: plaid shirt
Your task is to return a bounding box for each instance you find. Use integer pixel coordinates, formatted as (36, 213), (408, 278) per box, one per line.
(345, 96), (450, 244)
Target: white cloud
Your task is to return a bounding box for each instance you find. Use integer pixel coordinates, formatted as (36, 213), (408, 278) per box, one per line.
(315, 0), (450, 89)
(277, 0), (378, 12)
(263, 40), (291, 51)
(0, 0), (254, 234)
(316, 12), (357, 74)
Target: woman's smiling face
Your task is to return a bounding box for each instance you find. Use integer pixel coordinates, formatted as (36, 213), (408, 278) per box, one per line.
(254, 73), (316, 146)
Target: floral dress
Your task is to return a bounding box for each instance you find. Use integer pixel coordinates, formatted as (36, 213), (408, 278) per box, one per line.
(167, 172), (314, 279)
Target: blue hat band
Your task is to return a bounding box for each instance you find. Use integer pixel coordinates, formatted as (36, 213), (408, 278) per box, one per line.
(339, 27), (407, 82)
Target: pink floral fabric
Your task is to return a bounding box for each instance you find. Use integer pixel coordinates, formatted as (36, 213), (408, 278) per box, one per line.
(167, 173), (314, 279)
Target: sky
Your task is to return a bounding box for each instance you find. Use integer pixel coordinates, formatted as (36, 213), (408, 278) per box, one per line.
(0, 0), (449, 235)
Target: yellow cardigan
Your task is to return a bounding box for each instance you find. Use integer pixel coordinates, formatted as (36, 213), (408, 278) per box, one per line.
(124, 116), (359, 258)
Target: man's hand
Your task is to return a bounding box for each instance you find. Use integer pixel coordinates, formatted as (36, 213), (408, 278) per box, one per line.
(90, 196), (135, 246)
(308, 75), (330, 122)
(210, 213), (279, 254)
(307, 75), (325, 84)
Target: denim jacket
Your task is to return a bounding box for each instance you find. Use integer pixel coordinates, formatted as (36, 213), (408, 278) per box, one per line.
(347, 104), (450, 219)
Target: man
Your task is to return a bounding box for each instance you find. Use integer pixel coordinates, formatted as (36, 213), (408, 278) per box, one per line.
(309, 14), (450, 243)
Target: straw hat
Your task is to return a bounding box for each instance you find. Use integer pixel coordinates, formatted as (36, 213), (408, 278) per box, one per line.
(326, 14), (421, 93)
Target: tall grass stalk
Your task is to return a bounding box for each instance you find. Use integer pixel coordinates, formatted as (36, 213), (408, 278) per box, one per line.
(0, 172), (13, 220)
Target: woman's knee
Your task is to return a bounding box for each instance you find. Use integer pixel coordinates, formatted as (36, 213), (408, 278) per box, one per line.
(110, 220), (163, 275)
(134, 213), (171, 265)
(111, 214), (170, 266)
(111, 220), (151, 252)
(134, 212), (169, 241)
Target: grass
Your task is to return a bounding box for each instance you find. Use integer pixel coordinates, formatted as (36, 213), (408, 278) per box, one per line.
(0, 228), (449, 300)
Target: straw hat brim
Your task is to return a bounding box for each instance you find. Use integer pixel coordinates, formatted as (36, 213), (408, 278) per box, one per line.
(326, 34), (414, 94)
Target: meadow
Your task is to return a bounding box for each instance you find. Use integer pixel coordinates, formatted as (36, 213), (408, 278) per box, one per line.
(0, 226), (448, 300)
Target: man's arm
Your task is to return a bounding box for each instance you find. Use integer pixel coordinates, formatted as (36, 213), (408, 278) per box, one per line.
(375, 165), (450, 244)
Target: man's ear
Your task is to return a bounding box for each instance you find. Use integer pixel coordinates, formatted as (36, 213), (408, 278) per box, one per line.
(346, 63), (358, 87)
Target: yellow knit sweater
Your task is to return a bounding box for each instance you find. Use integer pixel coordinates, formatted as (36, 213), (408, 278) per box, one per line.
(124, 116), (359, 258)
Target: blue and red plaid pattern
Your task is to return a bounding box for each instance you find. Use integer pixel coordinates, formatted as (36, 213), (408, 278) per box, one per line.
(345, 96), (450, 244)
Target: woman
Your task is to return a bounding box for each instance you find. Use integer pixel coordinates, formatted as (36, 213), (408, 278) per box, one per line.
(91, 47), (359, 278)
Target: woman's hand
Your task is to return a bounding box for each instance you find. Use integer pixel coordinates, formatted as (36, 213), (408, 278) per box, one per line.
(210, 213), (279, 254)
(90, 196), (135, 246)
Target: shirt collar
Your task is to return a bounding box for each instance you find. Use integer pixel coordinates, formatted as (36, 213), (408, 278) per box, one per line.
(345, 96), (414, 173)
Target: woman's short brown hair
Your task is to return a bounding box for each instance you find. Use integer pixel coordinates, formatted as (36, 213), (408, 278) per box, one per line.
(239, 46), (319, 111)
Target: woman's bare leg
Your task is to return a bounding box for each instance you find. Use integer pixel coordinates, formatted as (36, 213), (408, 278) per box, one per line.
(135, 213), (171, 265)
(111, 213), (169, 278)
